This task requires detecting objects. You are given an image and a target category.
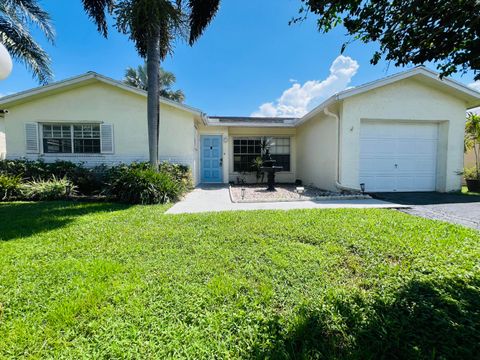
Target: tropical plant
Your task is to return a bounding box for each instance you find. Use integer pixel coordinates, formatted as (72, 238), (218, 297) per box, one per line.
(251, 156), (264, 184)
(106, 166), (184, 204)
(0, 173), (21, 200)
(19, 176), (77, 200)
(0, 0), (54, 84)
(260, 137), (272, 157)
(464, 112), (480, 180)
(124, 62), (185, 102)
(295, 0), (480, 80)
(81, 0), (220, 169)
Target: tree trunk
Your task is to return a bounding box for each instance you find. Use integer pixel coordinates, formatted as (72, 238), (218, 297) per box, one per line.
(146, 27), (161, 170)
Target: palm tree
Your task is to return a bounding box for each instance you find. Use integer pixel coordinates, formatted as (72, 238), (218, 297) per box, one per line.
(124, 63), (185, 102)
(82, 0), (220, 169)
(0, 0), (54, 84)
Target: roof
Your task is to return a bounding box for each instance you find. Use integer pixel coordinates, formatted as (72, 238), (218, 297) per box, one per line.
(298, 66), (480, 125)
(0, 71), (204, 118)
(207, 116), (298, 127)
(1, 66), (478, 128)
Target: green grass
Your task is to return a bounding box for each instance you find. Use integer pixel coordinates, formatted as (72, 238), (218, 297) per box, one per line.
(462, 185), (480, 196)
(1, 202), (480, 359)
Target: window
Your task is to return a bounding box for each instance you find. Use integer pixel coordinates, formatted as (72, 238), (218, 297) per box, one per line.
(42, 125), (72, 153)
(42, 124), (101, 154)
(73, 125), (101, 153)
(233, 137), (290, 172)
(233, 139), (262, 172)
(269, 137), (290, 171)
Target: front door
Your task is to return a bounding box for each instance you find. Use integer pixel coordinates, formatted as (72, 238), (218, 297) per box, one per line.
(201, 135), (223, 183)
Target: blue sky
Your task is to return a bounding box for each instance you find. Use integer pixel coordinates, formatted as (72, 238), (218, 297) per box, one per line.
(1, 0), (479, 116)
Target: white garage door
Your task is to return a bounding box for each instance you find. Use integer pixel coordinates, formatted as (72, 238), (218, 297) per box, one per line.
(360, 121), (438, 192)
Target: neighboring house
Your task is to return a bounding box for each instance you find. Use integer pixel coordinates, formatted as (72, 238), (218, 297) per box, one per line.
(1, 66), (479, 192)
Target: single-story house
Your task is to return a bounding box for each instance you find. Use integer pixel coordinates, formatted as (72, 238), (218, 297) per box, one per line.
(1, 66), (479, 192)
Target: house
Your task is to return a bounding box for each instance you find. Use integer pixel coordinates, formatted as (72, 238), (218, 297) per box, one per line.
(1, 66), (479, 193)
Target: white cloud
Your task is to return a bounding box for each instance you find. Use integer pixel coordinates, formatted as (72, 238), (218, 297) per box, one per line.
(469, 81), (480, 92)
(252, 55), (359, 117)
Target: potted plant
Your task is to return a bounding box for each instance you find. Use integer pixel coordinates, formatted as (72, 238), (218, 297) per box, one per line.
(464, 112), (480, 192)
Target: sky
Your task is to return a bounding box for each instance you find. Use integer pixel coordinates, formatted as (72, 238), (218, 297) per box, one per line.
(1, 0), (479, 117)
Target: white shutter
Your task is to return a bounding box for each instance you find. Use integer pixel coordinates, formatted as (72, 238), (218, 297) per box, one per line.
(25, 123), (39, 153)
(100, 124), (114, 153)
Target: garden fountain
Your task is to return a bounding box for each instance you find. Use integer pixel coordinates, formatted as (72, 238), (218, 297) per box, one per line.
(260, 149), (283, 191)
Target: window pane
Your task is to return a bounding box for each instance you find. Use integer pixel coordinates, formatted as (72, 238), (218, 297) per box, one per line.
(73, 125), (100, 139)
(74, 139), (101, 153)
(43, 139), (72, 153)
(271, 154), (290, 171)
(233, 138), (263, 171)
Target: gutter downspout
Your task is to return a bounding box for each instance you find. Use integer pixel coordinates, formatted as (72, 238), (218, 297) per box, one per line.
(323, 107), (361, 193)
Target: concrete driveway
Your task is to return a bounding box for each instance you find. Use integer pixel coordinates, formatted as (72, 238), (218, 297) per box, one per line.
(373, 192), (480, 230)
(166, 185), (405, 214)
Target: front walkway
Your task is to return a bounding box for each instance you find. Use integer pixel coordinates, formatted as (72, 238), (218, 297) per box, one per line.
(166, 185), (405, 214)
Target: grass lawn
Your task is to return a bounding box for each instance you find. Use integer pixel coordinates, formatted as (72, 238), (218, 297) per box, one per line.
(1, 202), (480, 359)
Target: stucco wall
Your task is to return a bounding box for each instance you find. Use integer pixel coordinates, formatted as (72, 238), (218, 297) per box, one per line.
(340, 78), (467, 192)
(0, 116), (5, 159)
(3, 81), (198, 182)
(296, 112), (337, 191)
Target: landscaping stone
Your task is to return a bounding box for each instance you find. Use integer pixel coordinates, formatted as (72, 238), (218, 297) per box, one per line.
(229, 184), (370, 203)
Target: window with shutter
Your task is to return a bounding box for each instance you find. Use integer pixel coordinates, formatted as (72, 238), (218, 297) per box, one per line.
(38, 123), (109, 154)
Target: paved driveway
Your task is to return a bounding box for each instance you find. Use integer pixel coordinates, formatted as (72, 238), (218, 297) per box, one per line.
(166, 185), (405, 214)
(374, 192), (480, 230)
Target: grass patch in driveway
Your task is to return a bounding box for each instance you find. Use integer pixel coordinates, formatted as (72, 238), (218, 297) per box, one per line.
(1, 202), (479, 359)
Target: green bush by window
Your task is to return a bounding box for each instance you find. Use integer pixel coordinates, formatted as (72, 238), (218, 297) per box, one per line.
(0, 159), (191, 203)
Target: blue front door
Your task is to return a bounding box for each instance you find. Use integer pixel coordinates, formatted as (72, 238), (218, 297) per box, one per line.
(201, 135), (223, 183)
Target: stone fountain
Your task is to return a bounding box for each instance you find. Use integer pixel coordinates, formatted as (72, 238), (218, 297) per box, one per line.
(260, 149), (283, 191)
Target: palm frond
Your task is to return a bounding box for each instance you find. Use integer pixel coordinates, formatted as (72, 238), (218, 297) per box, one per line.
(1, 0), (55, 41)
(81, 0), (114, 37)
(188, 0), (219, 45)
(123, 61), (184, 102)
(0, 16), (52, 84)
(0, 0), (53, 84)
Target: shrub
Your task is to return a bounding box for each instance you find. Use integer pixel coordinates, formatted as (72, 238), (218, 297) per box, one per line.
(0, 159), (102, 195)
(0, 174), (22, 201)
(107, 167), (183, 204)
(0, 159), (49, 179)
(19, 177), (77, 201)
(158, 162), (193, 189)
(463, 166), (480, 180)
(48, 161), (101, 194)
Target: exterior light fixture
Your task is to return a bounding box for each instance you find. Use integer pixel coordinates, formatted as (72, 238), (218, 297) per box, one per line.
(0, 43), (13, 80)
(360, 183), (365, 194)
(241, 187), (246, 200)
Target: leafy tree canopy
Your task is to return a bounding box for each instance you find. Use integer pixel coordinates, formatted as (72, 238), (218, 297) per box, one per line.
(295, 0), (480, 80)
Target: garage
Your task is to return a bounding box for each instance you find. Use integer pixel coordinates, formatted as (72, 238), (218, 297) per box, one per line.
(359, 121), (438, 192)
